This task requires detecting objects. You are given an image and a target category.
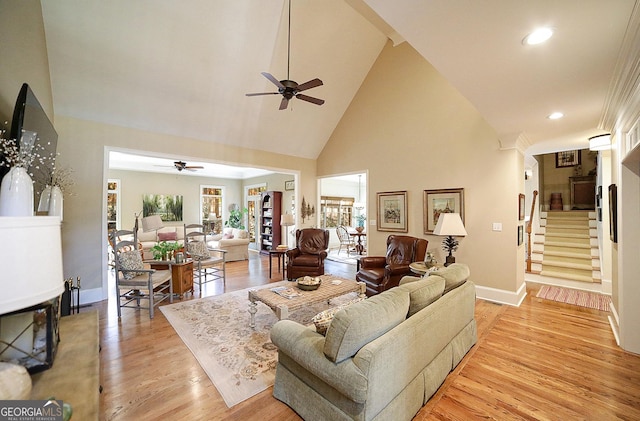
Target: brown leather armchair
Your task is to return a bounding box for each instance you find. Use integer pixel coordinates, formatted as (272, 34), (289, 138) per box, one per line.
(356, 235), (428, 296)
(286, 228), (330, 280)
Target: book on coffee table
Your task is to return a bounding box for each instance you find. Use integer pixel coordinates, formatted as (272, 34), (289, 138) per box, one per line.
(270, 286), (301, 299)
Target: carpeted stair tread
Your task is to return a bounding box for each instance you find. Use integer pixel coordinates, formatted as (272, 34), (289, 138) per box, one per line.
(543, 240), (591, 249)
(544, 232), (590, 239)
(539, 270), (594, 283)
(541, 259), (592, 271)
(543, 250), (592, 259)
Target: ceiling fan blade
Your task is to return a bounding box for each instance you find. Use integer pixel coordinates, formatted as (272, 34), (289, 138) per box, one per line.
(185, 166), (204, 170)
(296, 94), (325, 106)
(279, 97), (290, 110)
(296, 78), (323, 92)
(246, 92), (279, 97)
(261, 72), (285, 89)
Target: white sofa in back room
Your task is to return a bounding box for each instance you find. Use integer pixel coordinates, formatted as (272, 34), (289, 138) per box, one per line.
(207, 228), (251, 261)
(137, 226), (185, 260)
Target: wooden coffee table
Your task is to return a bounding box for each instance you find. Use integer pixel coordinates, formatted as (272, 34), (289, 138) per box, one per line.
(247, 275), (366, 328)
(145, 260), (194, 297)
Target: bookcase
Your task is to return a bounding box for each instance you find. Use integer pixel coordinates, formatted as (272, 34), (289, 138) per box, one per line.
(260, 191), (282, 254)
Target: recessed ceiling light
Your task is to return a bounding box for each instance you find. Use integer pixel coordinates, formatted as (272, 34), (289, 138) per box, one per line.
(547, 112), (564, 120)
(523, 27), (554, 45)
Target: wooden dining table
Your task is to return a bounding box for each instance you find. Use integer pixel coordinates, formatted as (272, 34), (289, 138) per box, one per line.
(349, 230), (367, 255)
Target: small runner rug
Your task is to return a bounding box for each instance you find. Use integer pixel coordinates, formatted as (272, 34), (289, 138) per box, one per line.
(160, 282), (351, 407)
(536, 285), (611, 311)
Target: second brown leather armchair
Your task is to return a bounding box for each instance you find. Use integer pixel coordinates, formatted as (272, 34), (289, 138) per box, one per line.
(286, 228), (330, 280)
(356, 235), (428, 296)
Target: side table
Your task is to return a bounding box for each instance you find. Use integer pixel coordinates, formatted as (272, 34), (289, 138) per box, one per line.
(409, 261), (443, 276)
(146, 260), (194, 297)
(268, 249), (288, 279)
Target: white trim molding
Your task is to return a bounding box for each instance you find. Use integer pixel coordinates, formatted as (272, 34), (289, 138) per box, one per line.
(475, 282), (527, 307)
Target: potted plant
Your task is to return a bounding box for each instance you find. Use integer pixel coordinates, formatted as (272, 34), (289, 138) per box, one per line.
(354, 214), (366, 232)
(225, 205), (248, 229)
(151, 241), (181, 261)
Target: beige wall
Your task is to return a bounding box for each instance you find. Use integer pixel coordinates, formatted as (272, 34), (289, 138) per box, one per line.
(0, 0), (53, 125)
(318, 41), (525, 299)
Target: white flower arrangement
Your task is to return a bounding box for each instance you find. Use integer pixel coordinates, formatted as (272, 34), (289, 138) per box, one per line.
(1, 126), (74, 194)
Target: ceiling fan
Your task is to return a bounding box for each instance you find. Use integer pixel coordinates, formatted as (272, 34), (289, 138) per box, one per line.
(246, 0), (324, 110)
(173, 161), (204, 172)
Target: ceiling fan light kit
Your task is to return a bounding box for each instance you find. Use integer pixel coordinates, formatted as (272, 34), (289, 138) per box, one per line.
(246, 0), (324, 110)
(174, 161), (204, 172)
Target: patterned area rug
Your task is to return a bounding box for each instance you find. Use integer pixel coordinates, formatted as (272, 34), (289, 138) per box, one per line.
(160, 282), (352, 407)
(536, 285), (611, 311)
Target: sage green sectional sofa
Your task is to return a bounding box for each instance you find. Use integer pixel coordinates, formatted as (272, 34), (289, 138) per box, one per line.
(270, 263), (476, 421)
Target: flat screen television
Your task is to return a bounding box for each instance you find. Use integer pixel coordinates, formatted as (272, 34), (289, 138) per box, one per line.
(1, 83), (59, 212)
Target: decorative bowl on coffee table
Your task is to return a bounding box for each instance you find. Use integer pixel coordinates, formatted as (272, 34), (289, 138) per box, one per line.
(296, 276), (321, 291)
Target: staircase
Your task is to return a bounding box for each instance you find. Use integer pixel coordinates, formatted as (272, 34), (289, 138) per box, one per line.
(530, 211), (601, 283)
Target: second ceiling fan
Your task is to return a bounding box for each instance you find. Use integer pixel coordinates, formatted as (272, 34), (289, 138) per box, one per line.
(246, 0), (324, 110)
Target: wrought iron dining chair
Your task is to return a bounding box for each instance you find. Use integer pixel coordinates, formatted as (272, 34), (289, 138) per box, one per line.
(336, 225), (355, 256)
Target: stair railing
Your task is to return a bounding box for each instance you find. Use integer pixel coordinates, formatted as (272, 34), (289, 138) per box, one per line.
(526, 190), (538, 273)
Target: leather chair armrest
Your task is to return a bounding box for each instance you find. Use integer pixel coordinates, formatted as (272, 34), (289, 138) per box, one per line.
(386, 263), (410, 276)
(319, 250), (328, 259)
(360, 256), (386, 269)
(286, 248), (301, 259)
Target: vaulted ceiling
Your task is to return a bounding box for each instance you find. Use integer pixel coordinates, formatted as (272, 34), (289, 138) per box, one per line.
(41, 0), (637, 168)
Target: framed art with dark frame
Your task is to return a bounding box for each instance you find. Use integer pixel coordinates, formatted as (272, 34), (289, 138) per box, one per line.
(518, 225), (524, 246)
(376, 191), (408, 232)
(423, 188), (465, 234)
(518, 193), (525, 221)
(609, 184), (617, 243)
(284, 180), (294, 191)
(555, 150), (581, 168)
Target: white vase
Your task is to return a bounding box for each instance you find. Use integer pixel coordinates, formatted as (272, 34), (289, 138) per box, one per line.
(48, 185), (64, 221)
(0, 167), (34, 216)
(38, 185), (52, 213)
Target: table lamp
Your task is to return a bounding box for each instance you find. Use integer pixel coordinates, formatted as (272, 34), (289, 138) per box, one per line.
(280, 213), (295, 247)
(0, 216), (64, 373)
(433, 213), (467, 266)
(142, 214), (164, 234)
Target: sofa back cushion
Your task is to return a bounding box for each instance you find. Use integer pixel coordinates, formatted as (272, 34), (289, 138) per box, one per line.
(398, 275), (446, 316)
(232, 228), (249, 239)
(137, 230), (156, 243)
(430, 263), (470, 294)
(323, 288), (409, 363)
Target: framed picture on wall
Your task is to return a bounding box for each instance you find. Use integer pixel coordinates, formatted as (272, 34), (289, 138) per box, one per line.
(423, 188), (465, 234)
(285, 180), (294, 191)
(519, 193), (525, 221)
(518, 225), (524, 246)
(555, 150), (581, 168)
(609, 184), (617, 243)
(376, 191), (408, 232)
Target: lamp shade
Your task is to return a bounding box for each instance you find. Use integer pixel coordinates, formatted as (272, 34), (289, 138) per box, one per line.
(280, 213), (294, 226)
(589, 134), (611, 151)
(0, 217), (64, 315)
(208, 212), (217, 220)
(141, 214), (164, 232)
(433, 213), (467, 236)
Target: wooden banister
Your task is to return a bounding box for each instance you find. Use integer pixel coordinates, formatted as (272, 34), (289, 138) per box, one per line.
(526, 190), (538, 273)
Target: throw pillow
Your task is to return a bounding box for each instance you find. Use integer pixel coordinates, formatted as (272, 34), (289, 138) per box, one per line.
(222, 233), (234, 239)
(187, 240), (210, 260)
(119, 250), (146, 280)
(311, 297), (366, 336)
(158, 231), (177, 241)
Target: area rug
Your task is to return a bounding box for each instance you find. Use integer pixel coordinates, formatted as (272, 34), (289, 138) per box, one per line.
(536, 285), (611, 311)
(326, 249), (359, 265)
(160, 282), (352, 407)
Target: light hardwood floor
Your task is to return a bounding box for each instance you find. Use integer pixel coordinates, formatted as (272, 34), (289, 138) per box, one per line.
(96, 252), (640, 420)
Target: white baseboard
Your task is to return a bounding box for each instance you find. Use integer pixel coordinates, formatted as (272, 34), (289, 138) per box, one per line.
(475, 282), (527, 307)
(78, 287), (105, 306)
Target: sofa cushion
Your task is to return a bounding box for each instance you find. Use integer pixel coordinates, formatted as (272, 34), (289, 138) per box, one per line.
(119, 250), (146, 280)
(430, 263), (470, 293)
(398, 275), (446, 316)
(323, 288), (409, 363)
(137, 230), (156, 243)
(223, 233), (234, 239)
(187, 241), (210, 260)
